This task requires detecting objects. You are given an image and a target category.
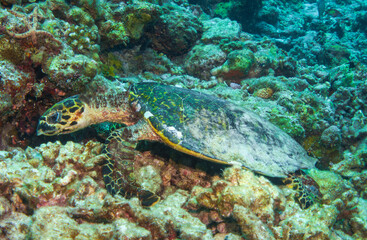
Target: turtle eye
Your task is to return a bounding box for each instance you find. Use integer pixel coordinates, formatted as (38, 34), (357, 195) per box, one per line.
(48, 111), (61, 124)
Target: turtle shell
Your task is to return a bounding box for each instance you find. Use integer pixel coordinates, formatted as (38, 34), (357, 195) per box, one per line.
(129, 82), (316, 178)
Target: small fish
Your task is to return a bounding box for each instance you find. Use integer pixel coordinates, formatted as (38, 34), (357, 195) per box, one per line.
(325, 8), (342, 17)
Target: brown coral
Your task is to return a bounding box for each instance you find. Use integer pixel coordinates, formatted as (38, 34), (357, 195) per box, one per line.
(254, 87), (274, 99)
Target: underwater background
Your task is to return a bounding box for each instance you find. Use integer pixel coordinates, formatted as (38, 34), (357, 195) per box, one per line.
(0, 0), (366, 239)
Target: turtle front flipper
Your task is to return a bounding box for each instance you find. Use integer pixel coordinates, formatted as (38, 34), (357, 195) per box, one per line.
(102, 121), (161, 207)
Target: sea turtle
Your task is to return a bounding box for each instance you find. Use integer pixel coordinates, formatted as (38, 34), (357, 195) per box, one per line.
(37, 81), (320, 208)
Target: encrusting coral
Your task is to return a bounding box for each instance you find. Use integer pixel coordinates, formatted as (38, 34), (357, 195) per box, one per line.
(0, 139), (366, 239)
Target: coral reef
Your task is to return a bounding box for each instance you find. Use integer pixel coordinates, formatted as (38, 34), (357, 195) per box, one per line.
(63, 21), (99, 55)
(122, 1), (161, 42)
(0, 212), (31, 240)
(0, 60), (35, 115)
(184, 44), (226, 80)
(45, 52), (99, 90)
(147, 3), (203, 56)
(191, 0), (262, 30)
(201, 18), (242, 44)
(211, 48), (255, 81)
(0, 141), (212, 239)
(0, 139), (366, 239)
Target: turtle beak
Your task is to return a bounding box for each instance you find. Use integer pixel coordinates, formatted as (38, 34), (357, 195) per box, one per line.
(36, 121), (57, 136)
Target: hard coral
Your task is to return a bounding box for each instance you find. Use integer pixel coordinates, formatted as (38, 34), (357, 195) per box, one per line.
(0, 140), (104, 210)
(64, 23), (99, 55)
(212, 0), (262, 27)
(94, 0), (161, 49)
(123, 1), (162, 41)
(0, 37), (26, 65)
(0, 60), (45, 148)
(99, 20), (129, 47)
(211, 49), (255, 81)
(1, 137), (365, 239)
(0, 60), (34, 113)
(0, 212), (31, 240)
(147, 3), (203, 56)
(101, 52), (124, 78)
(45, 53), (99, 91)
(201, 18), (242, 44)
(254, 87), (274, 99)
(188, 167), (285, 221)
(184, 44), (227, 80)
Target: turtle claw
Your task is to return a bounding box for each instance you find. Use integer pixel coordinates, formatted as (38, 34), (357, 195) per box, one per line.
(138, 189), (161, 207)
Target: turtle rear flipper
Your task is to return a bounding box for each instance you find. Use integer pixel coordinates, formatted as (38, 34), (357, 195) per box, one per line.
(284, 172), (322, 209)
(103, 121), (161, 207)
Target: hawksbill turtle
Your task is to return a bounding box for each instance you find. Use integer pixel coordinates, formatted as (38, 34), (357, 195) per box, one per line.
(37, 81), (321, 208)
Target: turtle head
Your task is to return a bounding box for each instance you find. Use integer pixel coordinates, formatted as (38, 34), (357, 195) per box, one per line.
(37, 95), (90, 136)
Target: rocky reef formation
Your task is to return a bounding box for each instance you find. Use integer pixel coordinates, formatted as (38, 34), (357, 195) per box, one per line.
(0, 140), (366, 239)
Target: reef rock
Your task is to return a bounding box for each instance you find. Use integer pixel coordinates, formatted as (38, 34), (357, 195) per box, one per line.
(184, 44), (226, 80)
(0, 136), (364, 239)
(201, 18), (242, 44)
(147, 4), (203, 56)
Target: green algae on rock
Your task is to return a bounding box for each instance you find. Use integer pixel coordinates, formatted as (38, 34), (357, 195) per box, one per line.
(211, 49), (255, 81)
(184, 44), (226, 80)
